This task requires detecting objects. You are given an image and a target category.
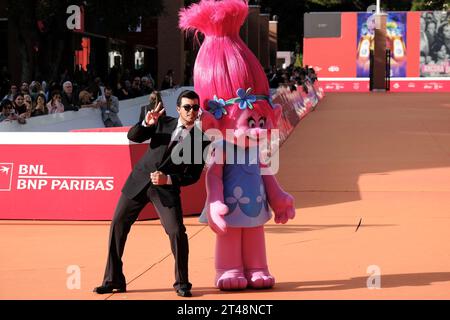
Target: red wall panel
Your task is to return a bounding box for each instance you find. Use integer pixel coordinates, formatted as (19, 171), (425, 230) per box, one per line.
(303, 13), (357, 78)
(406, 11), (421, 77)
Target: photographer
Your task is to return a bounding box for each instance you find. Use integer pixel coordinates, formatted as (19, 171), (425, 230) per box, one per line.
(0, 99), (26, 124)
(139, 90), (165, 120)
(98, 86), (123, 127)
(0, 99), (14, 122)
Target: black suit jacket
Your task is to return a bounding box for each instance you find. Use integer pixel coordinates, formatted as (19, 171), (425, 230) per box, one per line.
(61, 92), (80, 112)
(123, 115), (210, 207)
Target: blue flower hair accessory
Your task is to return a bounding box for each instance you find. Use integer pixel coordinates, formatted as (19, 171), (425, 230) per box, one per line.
(207, 88), (276, 119)
(208, 95), (228, 120)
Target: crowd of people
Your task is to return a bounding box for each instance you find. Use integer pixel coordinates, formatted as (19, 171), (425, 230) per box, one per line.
(266, 64), (319, 92)
(0, 63), (319, 126)
(0, 65), (176, 126)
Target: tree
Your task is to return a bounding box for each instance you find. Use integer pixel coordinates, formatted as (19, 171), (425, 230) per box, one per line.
(7, 0), (164, 82)
(411, 0), (449, 10)
(305, 0), (447, 11)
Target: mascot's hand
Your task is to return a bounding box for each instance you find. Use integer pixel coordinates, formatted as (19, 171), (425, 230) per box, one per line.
(207, 201), (229, 235)
(272, 193), (296, 224)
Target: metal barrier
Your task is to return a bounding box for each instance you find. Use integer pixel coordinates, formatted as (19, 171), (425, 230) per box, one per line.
(369, 49), (374, 91)
(385, 49), (391, 91)
(369, 49), (391, 92)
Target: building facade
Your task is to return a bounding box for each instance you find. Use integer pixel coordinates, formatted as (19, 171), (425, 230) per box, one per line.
(1, 0), (277, 91)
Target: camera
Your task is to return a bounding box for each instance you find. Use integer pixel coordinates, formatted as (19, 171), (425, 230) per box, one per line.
(17, 116), (27, 125)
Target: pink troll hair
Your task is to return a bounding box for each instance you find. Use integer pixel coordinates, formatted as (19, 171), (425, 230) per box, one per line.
(179, 0), (273, 124)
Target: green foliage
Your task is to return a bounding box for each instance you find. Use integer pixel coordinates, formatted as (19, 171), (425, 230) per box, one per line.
(411, 0), (449, 11)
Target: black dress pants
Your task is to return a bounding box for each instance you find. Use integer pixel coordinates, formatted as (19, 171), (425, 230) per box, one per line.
(101, 186), (191, 291)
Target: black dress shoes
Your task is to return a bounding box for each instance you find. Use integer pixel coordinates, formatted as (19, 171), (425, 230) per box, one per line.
(93, 285), (126, 294)
(176, 289), (192, 297)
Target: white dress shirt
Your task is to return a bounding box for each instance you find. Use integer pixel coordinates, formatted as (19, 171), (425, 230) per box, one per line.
(143, 118), (194, 185)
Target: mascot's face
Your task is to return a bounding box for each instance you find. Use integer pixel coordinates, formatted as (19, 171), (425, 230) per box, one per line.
(219, 101), (281, 149)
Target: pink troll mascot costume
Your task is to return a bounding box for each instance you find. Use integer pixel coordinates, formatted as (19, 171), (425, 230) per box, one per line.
(180, 0), (295, 290)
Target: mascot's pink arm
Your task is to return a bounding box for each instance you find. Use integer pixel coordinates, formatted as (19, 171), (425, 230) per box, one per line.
(262, 174), (296, 224)
(206, 161), (229, 234)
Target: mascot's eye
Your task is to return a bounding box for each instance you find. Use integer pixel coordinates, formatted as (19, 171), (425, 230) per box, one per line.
(248, 118), (256, 128)
(259, 118), (266, 128)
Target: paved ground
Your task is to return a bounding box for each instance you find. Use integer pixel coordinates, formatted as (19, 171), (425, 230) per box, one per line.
(1, 92), (449, 300)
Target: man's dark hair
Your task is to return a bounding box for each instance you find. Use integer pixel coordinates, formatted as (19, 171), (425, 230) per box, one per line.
(177, 90), (199, 106)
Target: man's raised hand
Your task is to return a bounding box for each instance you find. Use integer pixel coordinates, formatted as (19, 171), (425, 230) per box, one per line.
(145, 102), (165, 126)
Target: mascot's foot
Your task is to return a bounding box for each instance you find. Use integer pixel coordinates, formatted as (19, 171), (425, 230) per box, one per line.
(216, 270), (248, 291)
(245, 269), (275, 289)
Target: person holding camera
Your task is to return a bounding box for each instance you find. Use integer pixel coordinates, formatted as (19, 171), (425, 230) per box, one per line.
(0, 99), (16, 122)
(98, 86), (123, 127)
(139, 90), (165, 120)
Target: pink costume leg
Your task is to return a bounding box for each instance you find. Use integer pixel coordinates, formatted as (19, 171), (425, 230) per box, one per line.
(215, 227), (248, 290)
(242, 226), (275, 289)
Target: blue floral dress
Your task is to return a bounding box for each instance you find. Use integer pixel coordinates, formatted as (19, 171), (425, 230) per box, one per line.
(200, 141), (272, 228)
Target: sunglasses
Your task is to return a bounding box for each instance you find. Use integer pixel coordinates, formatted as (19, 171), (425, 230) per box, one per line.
(181, 104), (200, 112)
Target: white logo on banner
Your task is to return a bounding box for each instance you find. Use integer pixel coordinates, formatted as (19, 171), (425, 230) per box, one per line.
(1, 164), (115, 192)
(331, 83), (344, 90)
(328, 66), (340, 72)
(0, 163), (14, 192)
(423, 83), (442, 90)
(393, 83), (400, 89)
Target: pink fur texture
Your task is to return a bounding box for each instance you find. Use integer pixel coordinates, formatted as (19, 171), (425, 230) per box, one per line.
(179, 0), (271, 125)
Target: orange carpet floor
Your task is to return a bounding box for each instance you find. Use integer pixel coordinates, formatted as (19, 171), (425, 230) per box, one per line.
(1, 92), (449, 300)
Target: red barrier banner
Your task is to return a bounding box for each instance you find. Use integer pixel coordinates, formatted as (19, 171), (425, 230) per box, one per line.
(0, 88), (322, 222)
(389, 79), (450, 92)
(321, 80), (371, 92)
(319, 78), (450, 92)
(0, 133), (206, 220)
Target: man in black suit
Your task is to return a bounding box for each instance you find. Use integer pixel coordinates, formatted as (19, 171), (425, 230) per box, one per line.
(94, 90), (210, 297)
